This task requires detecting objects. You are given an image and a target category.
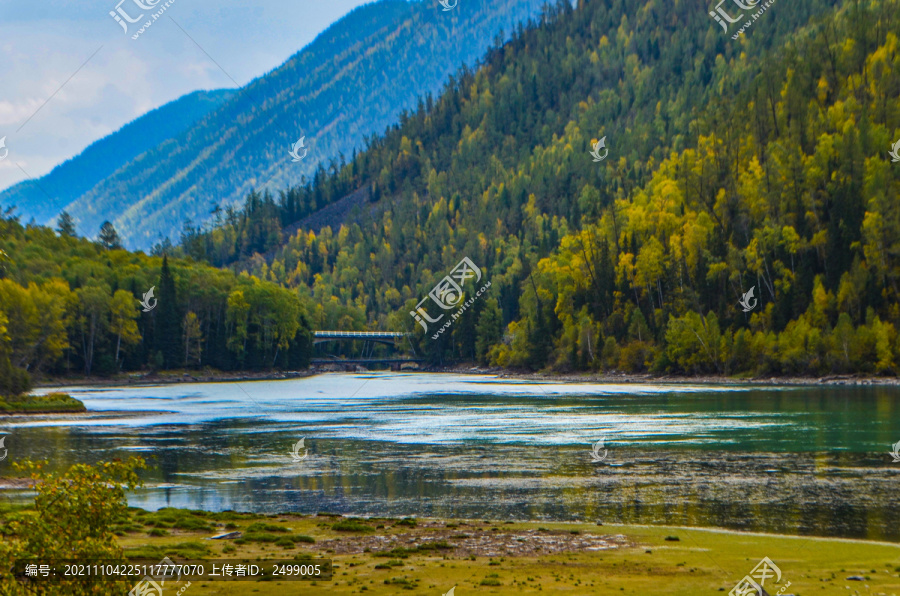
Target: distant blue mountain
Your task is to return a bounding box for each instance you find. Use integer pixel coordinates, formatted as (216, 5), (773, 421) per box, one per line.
(7, 0), (547, 249)
(0, 89), (234, 226)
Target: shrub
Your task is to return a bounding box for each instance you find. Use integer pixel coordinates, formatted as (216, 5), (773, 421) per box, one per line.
(0, 457), (146, 595)
(332, 519), (374, 533)
(246, 522), (290, 533)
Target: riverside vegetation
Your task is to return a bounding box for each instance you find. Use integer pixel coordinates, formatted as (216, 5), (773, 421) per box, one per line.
(0, 219), (314, 404)
(0, 459), (897, 595)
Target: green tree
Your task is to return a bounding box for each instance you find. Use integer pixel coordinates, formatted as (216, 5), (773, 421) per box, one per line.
(475, 298), (502, 364)
(76, 286), (110, 376)
(665, 312), (726, 374)
(0, 310), (31, 398)
(109, 289), (140, 371)
(0, 280), (40, 369)
(157, 256), (181, 368)
(183, 311), (203, 366)
(226, 289), (250, 364)
(97, 221), (122, 250)
(0, 457), (145, 595)
(56, 211), (76, 237)
(0, 249), (10, 279)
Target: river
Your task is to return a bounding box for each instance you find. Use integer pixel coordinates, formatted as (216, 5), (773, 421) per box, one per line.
(4, 373), (900, 541)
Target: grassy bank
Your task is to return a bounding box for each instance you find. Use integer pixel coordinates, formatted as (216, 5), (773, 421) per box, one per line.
(0, 392), (85, 414)
(96, 508), (900, 595)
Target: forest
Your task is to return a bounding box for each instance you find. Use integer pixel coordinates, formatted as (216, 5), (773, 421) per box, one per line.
(164, 0), (900, 375)
(0, 213), (312, 397)
(3, 0), (900, 390)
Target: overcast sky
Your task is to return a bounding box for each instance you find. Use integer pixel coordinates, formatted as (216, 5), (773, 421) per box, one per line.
(0, 0), (382, 193)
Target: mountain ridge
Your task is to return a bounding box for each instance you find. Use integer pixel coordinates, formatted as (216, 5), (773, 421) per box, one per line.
(7, 0), (548, 249)
(0, 88), (234, 225)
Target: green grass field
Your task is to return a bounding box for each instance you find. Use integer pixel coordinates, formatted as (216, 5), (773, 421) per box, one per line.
(112, 509), (900, 595)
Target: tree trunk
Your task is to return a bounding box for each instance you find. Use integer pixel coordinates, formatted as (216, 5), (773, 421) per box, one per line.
(83, 314), (96, 376)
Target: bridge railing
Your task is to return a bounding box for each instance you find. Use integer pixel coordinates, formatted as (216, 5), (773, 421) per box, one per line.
(313, 331), (408, 339)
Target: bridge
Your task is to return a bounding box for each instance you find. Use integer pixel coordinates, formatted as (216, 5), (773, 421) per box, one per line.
(313, 331), (408, 346)
(312, 331), (423, 370)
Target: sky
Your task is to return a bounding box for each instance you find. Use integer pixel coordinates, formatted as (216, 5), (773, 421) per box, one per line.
(0, 0), (382, 193)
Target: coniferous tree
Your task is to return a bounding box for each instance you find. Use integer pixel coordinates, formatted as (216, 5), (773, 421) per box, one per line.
(56, 211), (76, 237)
(475, 298), (503, 364)
(157, 256), (182, 368)
(97, 221), (122, 250)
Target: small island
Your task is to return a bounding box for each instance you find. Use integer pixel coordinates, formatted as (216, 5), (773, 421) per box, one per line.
(0, 392), (85, 415)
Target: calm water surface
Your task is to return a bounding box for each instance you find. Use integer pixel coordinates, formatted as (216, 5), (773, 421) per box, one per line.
(4, 373), (900, 540)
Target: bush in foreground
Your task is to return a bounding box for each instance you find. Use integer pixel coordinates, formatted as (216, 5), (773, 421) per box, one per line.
(0, 457), (145, 595)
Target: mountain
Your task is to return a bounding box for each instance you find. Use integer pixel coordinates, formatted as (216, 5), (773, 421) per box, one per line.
(0, 89), (234, 226)
(181, 0), (900, 376)
(4, 0), (899, 380)
(18, 0), (548, 249)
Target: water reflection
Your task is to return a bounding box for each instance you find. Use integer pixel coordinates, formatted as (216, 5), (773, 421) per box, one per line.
(1, 374), (898, 540)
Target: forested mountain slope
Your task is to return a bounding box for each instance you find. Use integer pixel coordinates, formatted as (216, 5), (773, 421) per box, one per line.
(3, 0), (898, 384)
(184, 0), (900, 376)
(0, 89), (234, 226)
(51, 0), (547, 249)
